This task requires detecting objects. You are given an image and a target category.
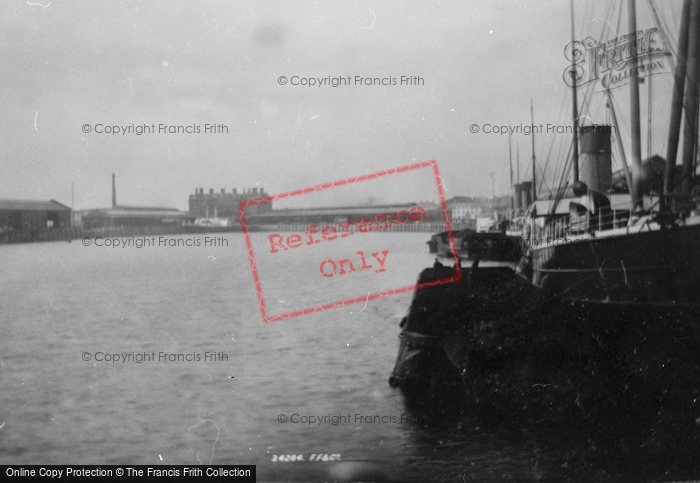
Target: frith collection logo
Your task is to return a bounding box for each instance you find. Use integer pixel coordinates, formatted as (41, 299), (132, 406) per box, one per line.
(563, 27), (672, 92)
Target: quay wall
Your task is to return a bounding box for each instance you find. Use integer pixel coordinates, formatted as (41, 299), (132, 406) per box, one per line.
(0, 221), (473, 245)
(251, 221), (470, 233)
(0, 225), (188, 245)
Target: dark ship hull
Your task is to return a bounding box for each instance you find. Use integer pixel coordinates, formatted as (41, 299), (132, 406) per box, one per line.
(517, 121), (700, 309)
(389, 264), (700, 413)
(526, 220), (700, 307)
(389, 264), (554, 398)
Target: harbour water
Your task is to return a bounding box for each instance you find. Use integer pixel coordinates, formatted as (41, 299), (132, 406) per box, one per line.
(0, 232), (690, 481)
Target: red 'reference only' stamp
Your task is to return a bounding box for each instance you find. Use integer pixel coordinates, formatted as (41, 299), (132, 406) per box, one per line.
(239, 160), (459, 323)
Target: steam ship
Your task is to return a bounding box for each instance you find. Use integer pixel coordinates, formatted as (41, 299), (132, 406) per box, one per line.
(517, 0), (700, 309)
(390, 0), (700, 408)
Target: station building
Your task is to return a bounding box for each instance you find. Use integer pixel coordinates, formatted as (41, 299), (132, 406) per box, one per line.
(188, 187), (273, 218)
(82, 206), (194, 229)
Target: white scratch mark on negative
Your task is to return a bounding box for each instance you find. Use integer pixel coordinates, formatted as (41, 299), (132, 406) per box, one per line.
(159, 454), (163, 461)
(117, 77), (134, 99)
(621, 260), (630, 287)
(361, 9), (376, 29)
(27, 2), (51, 8)
(0, 421), (5, 429)
(359, 292), (370, 312)
(188, 418), (220, 465)
(310, 114), (319, 120)
(436, 175), (449, 191)
(34, 111), (38, 132)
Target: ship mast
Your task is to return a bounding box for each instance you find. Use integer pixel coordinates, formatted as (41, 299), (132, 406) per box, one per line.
(680, 0), (700, 194)
(664, 0), (691, 194)
(606, 88), (632, 190)
(509, 133), (514, 211)
(627, 0), (644, 211)
(569, 0), (580, 183)
(530, 100), (537, 200)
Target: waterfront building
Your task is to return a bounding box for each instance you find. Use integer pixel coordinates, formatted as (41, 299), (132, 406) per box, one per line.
(188, 187), (272, 218)
(0, 199), (71, 232)
(82, 206), (194, 229)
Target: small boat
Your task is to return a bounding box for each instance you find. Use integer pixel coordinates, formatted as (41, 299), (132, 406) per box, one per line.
(428, 226), (521, 265)
(183, 207), (240, 233)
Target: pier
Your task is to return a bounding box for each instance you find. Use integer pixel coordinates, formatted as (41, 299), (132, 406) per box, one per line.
(250, 221), (468, 234)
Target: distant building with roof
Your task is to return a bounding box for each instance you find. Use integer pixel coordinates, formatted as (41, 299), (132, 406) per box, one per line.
(450, 203), (482, 220)
(82, 206), (194, 229)
(0, 199), (72, 233)
(82, 173), (194, 229)
(189, 187), (272, 218)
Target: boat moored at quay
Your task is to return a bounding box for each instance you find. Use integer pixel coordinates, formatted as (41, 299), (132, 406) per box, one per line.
(389, 3), (700, 470)
(513, 108), (700, 307)
(427, 225), (522, 265)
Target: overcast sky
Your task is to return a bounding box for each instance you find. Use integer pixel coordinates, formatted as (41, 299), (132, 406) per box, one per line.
(0, 0), (683, 210)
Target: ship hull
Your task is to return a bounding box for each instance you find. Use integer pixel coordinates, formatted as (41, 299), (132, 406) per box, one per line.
(527, 221), (700, 307)
(389, 266), (553, 394)
(390, 264), (700, 409)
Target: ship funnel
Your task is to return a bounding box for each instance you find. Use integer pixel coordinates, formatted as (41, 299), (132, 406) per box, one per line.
(579, 125), (612, 193)
(520, 181), (532, 208)
(513, 183), (523, 210)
